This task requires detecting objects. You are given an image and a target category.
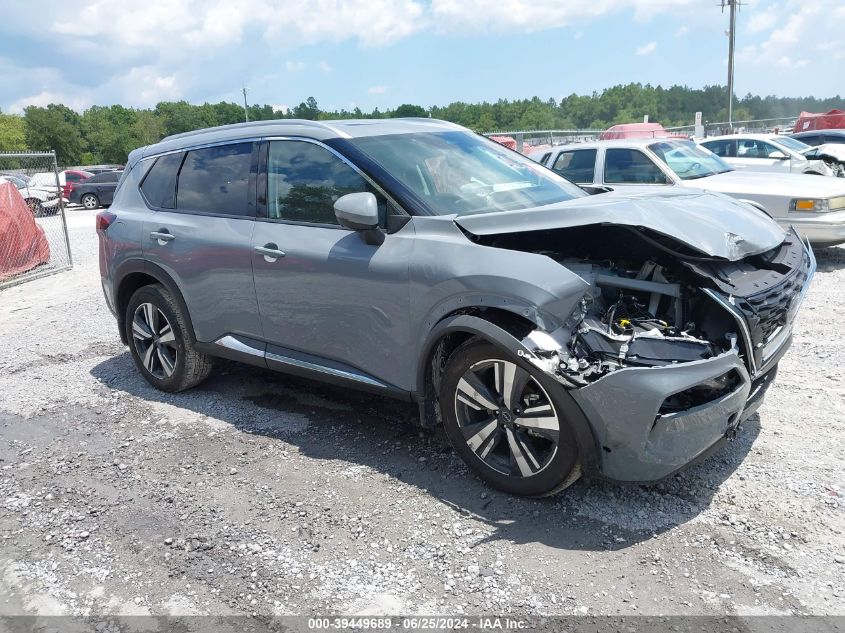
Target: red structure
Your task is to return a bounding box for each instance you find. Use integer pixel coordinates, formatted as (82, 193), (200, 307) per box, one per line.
(0, 181), (50, 281)
(794, 110), (845, 133)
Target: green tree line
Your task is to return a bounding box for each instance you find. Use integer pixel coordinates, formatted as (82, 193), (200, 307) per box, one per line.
(1, 83), (842, 165)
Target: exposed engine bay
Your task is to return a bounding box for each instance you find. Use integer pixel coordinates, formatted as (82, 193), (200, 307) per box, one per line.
(477, 224), (808, 388)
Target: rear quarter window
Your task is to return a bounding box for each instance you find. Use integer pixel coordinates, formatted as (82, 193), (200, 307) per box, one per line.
(140, 152), (184, 209)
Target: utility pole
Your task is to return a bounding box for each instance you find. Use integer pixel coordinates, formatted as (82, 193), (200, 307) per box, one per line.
(242, 87), (249, 122)
(722, 0), (740, 130)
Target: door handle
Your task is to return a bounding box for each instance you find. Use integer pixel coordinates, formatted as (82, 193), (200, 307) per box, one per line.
(150, 230), (175, 244)
(255, 243), (286, 261)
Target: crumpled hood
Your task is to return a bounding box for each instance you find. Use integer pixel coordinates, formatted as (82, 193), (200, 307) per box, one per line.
(805, 143), (845, 163)
(454, 187), (786, 261)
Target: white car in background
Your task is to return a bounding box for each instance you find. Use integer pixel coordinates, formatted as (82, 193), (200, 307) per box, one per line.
(0, 174), (61, 216)
(529, 138), (845, 246)
(700, 133), (840, 177)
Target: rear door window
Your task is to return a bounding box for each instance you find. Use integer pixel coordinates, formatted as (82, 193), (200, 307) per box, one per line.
(177, 143), (254, 216)
(551, 149), (597, 183)
(604, 149), (669, 184)
(140, 152), (184, 209)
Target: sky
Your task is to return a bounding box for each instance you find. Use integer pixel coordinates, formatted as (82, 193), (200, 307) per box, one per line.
(0, 0), (843, 115)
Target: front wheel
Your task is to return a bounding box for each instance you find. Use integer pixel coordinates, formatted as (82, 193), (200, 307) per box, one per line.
(440, 338), (581, 497)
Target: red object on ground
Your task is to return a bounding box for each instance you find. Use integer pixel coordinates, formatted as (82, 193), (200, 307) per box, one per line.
(794, 110), (845, 133)
(600, 123), (687, 140)
(0, 181), (51, 281)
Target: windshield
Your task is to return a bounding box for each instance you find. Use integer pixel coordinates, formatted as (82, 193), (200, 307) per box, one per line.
(648, 141), (733, 180)
(345, 131), (586, 216)
(775, 136), (811, 153)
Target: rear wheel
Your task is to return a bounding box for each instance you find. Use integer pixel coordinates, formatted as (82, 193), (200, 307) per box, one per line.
(81, 193), (99, 209)
(440, 338), (581, 497)
(125, 284), (212, 392)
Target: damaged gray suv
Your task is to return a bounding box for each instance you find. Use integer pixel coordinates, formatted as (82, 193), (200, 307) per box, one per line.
(98, 119), (815, 496)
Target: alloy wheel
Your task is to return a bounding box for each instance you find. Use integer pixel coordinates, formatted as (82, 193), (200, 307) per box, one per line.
(132, 302), (178, 379)
(453, 359), (560, 478)
(82, 194), (98, 209)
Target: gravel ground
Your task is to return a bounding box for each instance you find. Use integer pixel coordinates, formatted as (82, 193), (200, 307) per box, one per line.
(0, 207), (843, 618)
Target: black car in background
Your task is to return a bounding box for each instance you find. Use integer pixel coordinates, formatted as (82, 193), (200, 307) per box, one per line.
(790, 129), (845, 146)
(69, 170), (123, 209)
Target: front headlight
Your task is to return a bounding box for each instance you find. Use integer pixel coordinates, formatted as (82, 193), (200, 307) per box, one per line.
(790, 198), (830, 212)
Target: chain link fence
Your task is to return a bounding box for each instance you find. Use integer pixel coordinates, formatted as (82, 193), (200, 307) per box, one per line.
(0, 151), (73, 290)
(485, 117), (802, 154)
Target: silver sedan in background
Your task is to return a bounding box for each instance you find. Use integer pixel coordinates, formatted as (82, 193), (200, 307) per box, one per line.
(530, 139), (845, 246)
(700, 133), (843, 177)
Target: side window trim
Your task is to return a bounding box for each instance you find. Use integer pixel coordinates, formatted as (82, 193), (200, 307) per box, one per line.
(139, 139), (264, 216)
(256, 141), (268, 219)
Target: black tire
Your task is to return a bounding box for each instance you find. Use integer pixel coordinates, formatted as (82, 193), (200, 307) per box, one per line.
(439, 338), (581, 497)
(81, 193), (100, 209)
(125, 284), (212, 392)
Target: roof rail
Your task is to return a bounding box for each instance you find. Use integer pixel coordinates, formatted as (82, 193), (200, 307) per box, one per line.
(160, 118), (344, 143)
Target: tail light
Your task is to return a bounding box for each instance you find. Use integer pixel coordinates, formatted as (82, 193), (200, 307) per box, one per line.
(96, 210), (117, 231)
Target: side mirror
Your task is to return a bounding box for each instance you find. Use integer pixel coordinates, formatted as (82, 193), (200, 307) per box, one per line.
(334, 192), (379, 231)
(770, 151), (789, 160)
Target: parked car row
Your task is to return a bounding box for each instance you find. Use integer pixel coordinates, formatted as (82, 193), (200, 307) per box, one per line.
(12, 167), (124, 212)
(530, 137), (845, 246)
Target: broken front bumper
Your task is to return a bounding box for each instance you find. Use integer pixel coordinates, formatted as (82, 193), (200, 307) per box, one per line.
(571, 349), (757, 482)
(567, 236), (814, 483)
